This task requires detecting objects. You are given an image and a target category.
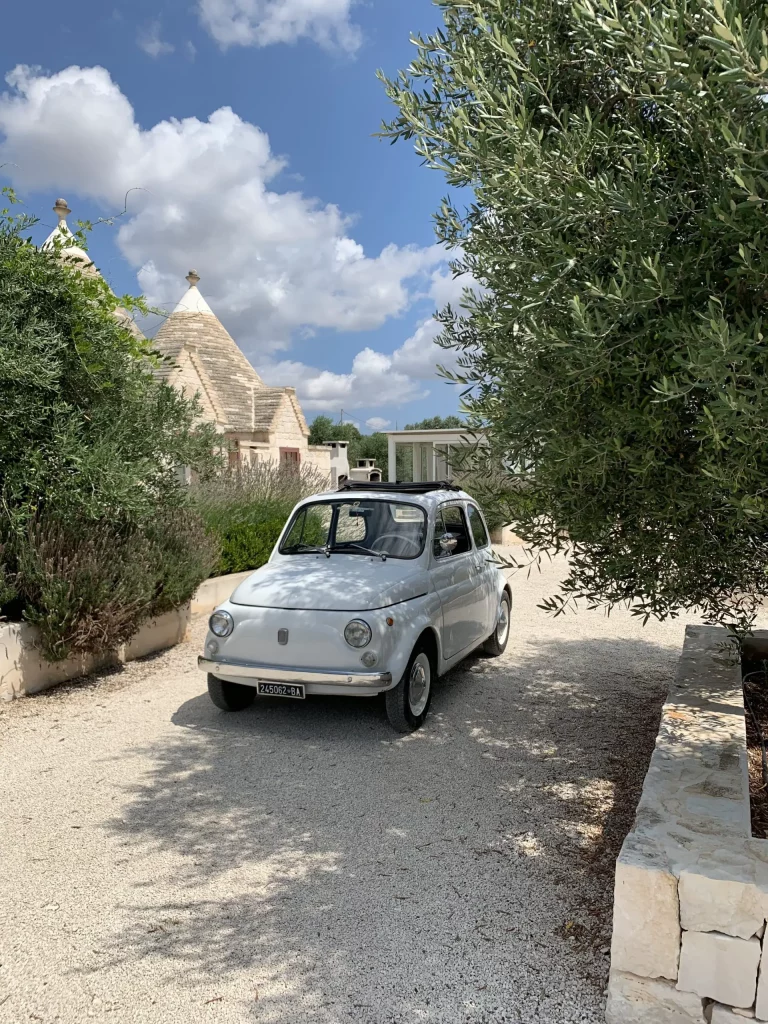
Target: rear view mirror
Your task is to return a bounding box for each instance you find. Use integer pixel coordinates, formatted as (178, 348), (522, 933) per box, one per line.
(438, 533), (458, 554)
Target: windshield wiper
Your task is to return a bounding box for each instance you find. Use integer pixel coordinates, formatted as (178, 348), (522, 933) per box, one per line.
(329, 543), (388, 562)
(282, 543), (327, 554)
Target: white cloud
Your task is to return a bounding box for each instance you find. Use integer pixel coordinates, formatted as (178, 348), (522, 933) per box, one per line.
(198, 0), (361, 52)
(137, 21), (175, 58)
(427, 262), (483, 309)
(392, 317), (456, 379)
(260, 348), (428, 412)
(366, 417), (390, 431)
(0, 64), (445, 354)
(259, 312), (465, 412)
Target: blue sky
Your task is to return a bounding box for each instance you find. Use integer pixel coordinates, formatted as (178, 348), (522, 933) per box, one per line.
(0, 0), (472, 433)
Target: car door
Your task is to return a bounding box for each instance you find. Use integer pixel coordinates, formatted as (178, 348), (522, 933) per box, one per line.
(467, 503), (497, 636)
(430, 503), (486, 659)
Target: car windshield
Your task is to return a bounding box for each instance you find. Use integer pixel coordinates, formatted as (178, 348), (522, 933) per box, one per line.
(280, 499), (427, 560)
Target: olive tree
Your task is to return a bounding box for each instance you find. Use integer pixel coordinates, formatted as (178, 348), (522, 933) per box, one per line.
(381, 0), (768, 628)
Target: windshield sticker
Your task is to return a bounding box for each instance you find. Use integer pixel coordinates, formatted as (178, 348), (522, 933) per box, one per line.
(392, 507), (424, 522)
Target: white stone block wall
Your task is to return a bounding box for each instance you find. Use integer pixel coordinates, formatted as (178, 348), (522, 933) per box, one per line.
(269, 393), (308, 451)
(0, 605), (190, 701)
(0, 571), (262, 701)
(305, 444), (332, 478)
(606, 626), (768, 1023)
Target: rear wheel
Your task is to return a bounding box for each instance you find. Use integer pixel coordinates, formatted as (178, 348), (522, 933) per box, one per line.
(385, 642), (433, 733)
(207, 674), (256, 712)
(483, 591), (511, 657)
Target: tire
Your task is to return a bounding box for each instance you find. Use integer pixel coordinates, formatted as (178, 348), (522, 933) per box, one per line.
(207, 673), (256, 712)
(483, 591), (511, 657)
(385, 641), (434, 733)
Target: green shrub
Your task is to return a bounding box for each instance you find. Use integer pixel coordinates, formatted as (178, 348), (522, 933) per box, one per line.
(16, 517), (156, 661)
(0, 190), (221, 657)
(14, 512), (219, 661)
(145, 510), (221, 616)
(211, 504), (293, 575)
(192, 462), (328, 576)
(0, 549), (17, 613)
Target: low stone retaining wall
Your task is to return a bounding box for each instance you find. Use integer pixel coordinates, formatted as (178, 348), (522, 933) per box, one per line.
(607, 625), (768, 1023)
(0, 606), (192, 702)
(489, 524), (525, 545)
(0, 569), (253, 702)
(191, 570), (253, 616)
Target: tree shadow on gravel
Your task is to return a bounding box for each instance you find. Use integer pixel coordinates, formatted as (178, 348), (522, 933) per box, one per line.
(86, 633), (679, 1023)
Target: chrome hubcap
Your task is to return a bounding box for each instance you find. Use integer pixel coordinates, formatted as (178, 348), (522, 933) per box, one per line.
(408, 653), (431, 716)
(497, 598), (510, 645)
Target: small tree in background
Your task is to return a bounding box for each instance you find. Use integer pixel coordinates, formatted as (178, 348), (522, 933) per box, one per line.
(0, 192), (221, 657)
(404, 415), (465, 430)
(382, 0), (768, 629)
(308, 415), (390, 469)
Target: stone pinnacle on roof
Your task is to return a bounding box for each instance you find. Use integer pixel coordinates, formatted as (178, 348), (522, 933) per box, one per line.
(42, 197), (98, 278)
(53, 198), (72, 221)
(173, 269), (213, 315)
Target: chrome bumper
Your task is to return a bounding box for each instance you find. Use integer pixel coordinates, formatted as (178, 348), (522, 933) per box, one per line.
(198, 656), (392, 691)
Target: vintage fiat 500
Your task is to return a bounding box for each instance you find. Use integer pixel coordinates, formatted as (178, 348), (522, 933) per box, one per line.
(198, 481), (511, 732)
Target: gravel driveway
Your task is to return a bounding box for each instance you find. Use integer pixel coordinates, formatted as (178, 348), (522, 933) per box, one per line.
(0, 553), (699, 1024)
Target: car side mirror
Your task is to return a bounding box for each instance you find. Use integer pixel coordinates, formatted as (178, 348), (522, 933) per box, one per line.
(438, 533), (458, 555)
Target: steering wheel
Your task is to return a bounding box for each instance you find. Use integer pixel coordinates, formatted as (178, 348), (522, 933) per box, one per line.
(369, 533), (421, 555)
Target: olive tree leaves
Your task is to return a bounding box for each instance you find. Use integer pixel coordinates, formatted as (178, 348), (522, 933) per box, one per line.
(381, 0), (768, 631)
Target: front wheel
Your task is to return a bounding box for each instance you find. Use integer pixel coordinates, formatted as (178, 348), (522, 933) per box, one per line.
(208, 674), (256, 712)
(385, 642), (433, 733)
(483, 591), (511, 657)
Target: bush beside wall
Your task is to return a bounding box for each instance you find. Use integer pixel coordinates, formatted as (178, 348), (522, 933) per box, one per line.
(0, 191), (221, 661)
(192, 462), (329, 577)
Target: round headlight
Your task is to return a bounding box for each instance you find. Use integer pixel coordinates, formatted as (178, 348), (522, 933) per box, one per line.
(209, 610), (234, 637)
(344, 619), (372, 648)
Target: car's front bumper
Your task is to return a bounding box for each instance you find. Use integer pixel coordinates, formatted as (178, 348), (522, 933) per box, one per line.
(198, 656), (393, 696)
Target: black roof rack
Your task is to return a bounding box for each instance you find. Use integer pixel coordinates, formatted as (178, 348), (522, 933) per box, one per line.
(337, 481), (462, 494)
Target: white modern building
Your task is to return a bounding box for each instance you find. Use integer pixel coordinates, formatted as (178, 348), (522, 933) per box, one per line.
(385, 427), (486, 483)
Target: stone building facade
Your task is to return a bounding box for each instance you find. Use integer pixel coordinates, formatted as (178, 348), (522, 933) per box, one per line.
(43, 198), (330, 477)
(152, 271), (330, 475)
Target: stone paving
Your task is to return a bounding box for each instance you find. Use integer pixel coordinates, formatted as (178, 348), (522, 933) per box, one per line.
(0, 555), (700, 1023)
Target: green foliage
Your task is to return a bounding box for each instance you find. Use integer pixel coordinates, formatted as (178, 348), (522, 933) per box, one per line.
(192, 461), (329, 575)
(15, 513), (218, 661)
(17, 517), (154, 661)
(404, 415), (465, 430)
(381, 0), (768, 630)
(307, 415), (343, 446)
(308, 415), (391, 469)
(145, 511), (220, 617)
(354, 431), (389, 469)
(308, 416), (361, 447)
(0, 189), (221, 655)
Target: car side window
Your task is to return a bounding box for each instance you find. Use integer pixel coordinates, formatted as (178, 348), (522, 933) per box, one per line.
(433, 505), (472, 558)
(468, 505), (490, 550)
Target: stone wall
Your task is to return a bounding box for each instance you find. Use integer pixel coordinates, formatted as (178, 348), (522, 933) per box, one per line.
(172, 349), (220, 424)
(0, 607), (191, 702)
(269, 392), (308, 453)
(607, 625), (768, 1023)
(305, 444), (331, 477)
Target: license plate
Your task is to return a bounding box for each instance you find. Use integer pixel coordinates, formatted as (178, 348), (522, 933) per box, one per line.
(257, 682), (305, 700)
